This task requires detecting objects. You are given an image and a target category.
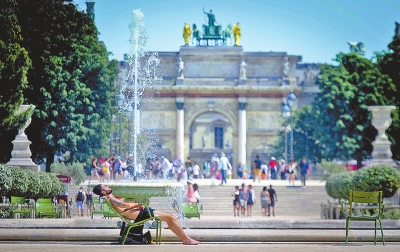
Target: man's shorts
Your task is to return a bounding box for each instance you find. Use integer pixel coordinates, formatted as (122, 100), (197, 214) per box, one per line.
(76, 200), (84, 210)
(135, 208), (155, 222)
(239, 199), (247, 208)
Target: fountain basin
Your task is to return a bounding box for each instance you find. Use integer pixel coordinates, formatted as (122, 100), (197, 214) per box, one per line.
(88, 182), (184, 200)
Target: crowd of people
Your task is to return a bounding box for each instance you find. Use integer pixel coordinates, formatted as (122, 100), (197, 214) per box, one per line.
(231, 183), (277, 218)
(88, 152), (310, 189)
(251, 156), (310, 188)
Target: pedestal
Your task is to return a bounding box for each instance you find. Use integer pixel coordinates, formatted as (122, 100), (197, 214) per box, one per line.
(6, 105), (40, 172)
(367, 105), (396, 168)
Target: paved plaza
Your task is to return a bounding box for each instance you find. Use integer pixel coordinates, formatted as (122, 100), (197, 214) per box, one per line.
(0, 242), (398, 252)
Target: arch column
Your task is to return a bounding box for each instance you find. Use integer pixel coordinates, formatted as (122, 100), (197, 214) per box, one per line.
(176, 97), (185, 161)
(238, 97), (247, 171)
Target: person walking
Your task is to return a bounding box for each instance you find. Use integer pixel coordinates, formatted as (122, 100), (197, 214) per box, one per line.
(268, 157), (277, 180)
(203, 159), (211, 178)
(260, 186), (270, 216)
(253, 155), (262, 182)
(192, 162), (200, 179)
(267, 184), (278, 217)
(231, 186), (240, 217)
(218, 152), (232, 185)
(239, 183), (247, 218)
(288, 160), (296, 186)
(237, 162), (244, 179)
(86, 188), (93, 217)
(299, 157), (309, 188)
(246, 184), (255, 217)
(88, 157), (101, 183)
(75, 187), (86, 217)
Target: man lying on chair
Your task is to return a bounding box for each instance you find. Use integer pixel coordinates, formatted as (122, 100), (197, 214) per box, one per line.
(93, 184), (200, 245)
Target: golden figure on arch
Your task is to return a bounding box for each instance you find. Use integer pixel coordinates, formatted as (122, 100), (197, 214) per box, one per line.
(183, 22), (191, 45)
(233, 22), (241, 46)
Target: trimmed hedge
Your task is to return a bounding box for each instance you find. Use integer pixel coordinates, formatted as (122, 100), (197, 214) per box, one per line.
(326, 165), (400, 199)
(50, 161), (87, 185)
(0, 165), (65, 200)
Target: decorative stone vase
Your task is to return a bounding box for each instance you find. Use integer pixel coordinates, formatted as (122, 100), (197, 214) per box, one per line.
(6, 105), (40, 172)
(367, 105), (396, 167)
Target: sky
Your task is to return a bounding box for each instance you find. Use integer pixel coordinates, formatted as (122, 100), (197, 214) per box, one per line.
(73, 0), (400, 64)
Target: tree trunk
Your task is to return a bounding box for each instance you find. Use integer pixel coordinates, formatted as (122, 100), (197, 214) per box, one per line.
(46, 153), (54, 172)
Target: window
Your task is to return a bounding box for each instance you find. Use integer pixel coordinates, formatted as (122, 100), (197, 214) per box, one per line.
(214, 127), (224, 148)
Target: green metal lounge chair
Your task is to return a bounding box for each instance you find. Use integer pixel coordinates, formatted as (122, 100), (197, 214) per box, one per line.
(104, 198), (162, 245)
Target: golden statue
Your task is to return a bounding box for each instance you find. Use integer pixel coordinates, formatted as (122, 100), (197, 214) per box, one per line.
(233, 22), (241, 46)
(183, 22), (191, 45)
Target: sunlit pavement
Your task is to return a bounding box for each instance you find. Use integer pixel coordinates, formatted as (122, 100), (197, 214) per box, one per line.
(0, 242), (398, 252)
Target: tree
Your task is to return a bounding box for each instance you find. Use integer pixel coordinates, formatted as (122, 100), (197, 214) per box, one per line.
(311, 53), (395, 167)
(377, 34), (400, 161)
(0, 0), (33, 163)
(1, 0), (119, 170)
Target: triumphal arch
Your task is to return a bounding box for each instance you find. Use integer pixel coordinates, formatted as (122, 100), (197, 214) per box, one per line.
(118, 10), (319, 173)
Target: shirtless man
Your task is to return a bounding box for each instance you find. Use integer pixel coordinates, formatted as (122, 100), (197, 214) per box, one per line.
(92, 184), (200, 245)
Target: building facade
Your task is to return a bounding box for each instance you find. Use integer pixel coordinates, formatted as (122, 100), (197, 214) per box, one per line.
(118, 46), (319, 175)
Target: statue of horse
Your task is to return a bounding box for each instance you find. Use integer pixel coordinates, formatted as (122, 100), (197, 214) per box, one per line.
(221, 24), (232, 45)
(192, 24), (202, 46)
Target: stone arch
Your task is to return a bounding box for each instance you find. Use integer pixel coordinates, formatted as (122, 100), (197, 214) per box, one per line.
(184, 105), (238, 134)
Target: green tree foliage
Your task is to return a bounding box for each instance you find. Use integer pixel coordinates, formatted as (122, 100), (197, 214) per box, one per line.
(377, 35), (400, 160)
(285, 53), (396, 167)
(0, 0), (119, 169)
(0, 0), (33, 163)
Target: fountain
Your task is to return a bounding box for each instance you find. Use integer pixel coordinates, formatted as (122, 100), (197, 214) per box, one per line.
(90, 9), (186, 225)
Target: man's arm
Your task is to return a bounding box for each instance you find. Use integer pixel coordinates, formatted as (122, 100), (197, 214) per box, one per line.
(274, 192), (278, 202)
(109, 197), (144, 210)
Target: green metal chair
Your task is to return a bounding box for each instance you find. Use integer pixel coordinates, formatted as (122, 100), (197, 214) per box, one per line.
(35, 202), (59, 218)
(340, 190), (385, 245)
(11, 196), (31, 218)
(181, 203), (203, 219)
(104, 198), (162, 245)
(37, 198), (53, 203)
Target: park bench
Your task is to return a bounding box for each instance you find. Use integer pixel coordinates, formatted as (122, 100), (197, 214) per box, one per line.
(181, 203), (203, 219)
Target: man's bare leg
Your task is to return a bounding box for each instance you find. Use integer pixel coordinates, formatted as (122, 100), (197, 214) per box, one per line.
(154, 210), (200, 245)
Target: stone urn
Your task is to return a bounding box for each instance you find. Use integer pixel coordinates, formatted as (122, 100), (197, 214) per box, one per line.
(6, 105), (40, 172)
(367, 105), (396, 167)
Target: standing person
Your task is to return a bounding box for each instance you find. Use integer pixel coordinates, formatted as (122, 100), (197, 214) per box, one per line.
(261, 162), (268, 180)
(100, 157), (110, 182)
(88, 157), (101, 183)
(231, 186), (240, 217)
(160, 156), (170, 180)
(93, 184), (200, 245)
(193, 183), (201, 203)
(237, 162), (244, 179)
(246, 184), (255, 217)
(185, 157), (192, 179)
(75, 187), (86, 217)
(192, 162), (200, 179)
(210, 160), (219, 186)
(268, 157), (277, 180)
(173, 157), (183, 182)
(218, 152), (232, 185)
(260, 186), (270, 216)
(279, 159), (287, 180)
(203, 159), (211, 178)
(86, 188), (93, 217)
(288, 160), (296, 186)
(299, 157), (309, 188)
(126, 154), (134, 177)
(253, 155), (262, 182)
(267, 185), (278, 217)
(239, 183), (247, 218)
(114, 156), (122, 182)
